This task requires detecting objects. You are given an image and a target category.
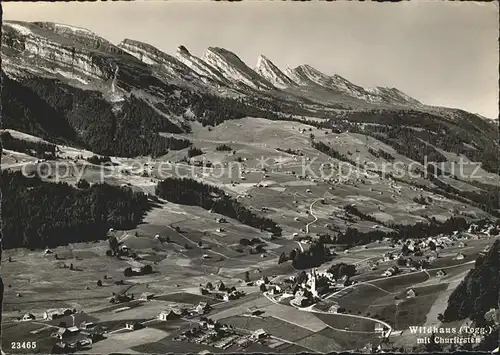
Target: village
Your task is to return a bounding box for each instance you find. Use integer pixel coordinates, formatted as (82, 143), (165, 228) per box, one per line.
(4, 219), (499, 354)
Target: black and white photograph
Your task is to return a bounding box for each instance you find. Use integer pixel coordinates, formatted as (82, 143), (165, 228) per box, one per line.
(1, 1), (499, 354)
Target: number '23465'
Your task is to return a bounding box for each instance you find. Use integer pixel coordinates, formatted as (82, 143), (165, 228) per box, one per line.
(11, 342), (37, 350)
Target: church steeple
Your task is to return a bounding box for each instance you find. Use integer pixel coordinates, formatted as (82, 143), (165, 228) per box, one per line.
(310, 268), (318, 298)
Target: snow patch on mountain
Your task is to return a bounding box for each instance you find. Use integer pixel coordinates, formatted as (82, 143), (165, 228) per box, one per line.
(4, 22), (34, 36)
(255, 55), (296, 89)
(203, 47), (274, 90)
(366, 86), (421, 105)
(286, 64), (420, 105)
(176, 45), (228, 85)
(118, 39), (201, 83)
(51, 23), (95, 36)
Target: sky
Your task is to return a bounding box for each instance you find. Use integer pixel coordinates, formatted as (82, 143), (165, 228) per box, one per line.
(3, 1), (499, 118)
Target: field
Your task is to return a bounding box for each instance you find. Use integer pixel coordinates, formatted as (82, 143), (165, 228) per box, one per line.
(2, 115), (500, 353)
(314, 312), (380, 332)
(222, 315), (314, 342)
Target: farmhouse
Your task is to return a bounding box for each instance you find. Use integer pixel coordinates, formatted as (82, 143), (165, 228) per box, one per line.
(125, 321), (144, 331)
(216, 280), (227, 291)
(223, 293), (235, 301)
(269, 285), (282, 295)
(52, 326), (80, 340)
(109, 293), (132, 303)
(436, 270), (447, 278)
(52, 328), (70, 340)
(247, 306), (261, 316)
(158, 310), (181, 321)
(139, 292), (155, 301)
(43, 308), (73, 320)
(251, 328), (267, 340)
(406, 289), (416, 299)
(454, 253), (466, 260)
(21, 313), (35, 321)
(374, 323), (384, 334)
(328, 304), (339, 313)
(382, 269), (393, 277)
(194, 302), (211, 315)
(79, 321), (95, 330)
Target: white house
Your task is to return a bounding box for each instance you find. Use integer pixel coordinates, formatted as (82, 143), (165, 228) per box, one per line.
(21, 313), (35, 321)
(125, 321), (143, 331)
(251, 329), (267, 340)
(406, 289), (416, 298)
(374, 323), (384, 334)
(436, 270), (447, 278)
(158, 310), (181, 321)
(455, 253), (466, 260)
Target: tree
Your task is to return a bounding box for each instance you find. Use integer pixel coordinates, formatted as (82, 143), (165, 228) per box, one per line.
(108, 236), (119, 256)
(239, 238), (250, 246)
(76, 179), (90, 189)
(278, 252), (287, 264)
(244, 271), (251, 283)
(259, 284), (267, 292)
(124, 267), (133, 277)
(296, 271), (307, 285)
(96, 280), (102, 287)
(141, 264), (153, 275)
(70, 263), (74, 270)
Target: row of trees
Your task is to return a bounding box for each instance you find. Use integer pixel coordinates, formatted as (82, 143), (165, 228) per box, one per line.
(0, 131), (57, 159)
(368, 147), (395, 161)
(333, 216), (471, 247)
(155, 177), (282, 235)
(86, 155), (112, 165)
(340, 109), (499, 174)
(2, 170), (150, 249)
(278, 241), (330, 269)
(311, 140), (357, 165)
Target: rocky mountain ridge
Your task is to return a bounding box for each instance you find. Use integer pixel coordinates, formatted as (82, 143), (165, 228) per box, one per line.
(2, 20), (422, 107)
(1, 20), (498, 178)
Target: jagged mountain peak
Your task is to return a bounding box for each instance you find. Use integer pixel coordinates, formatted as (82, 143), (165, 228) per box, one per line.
(256, 54), (270, 65)
(255, 54), (296, 89)
(366, 86), (421, 105)
(177, 45), (190, 56)
(202, 47), (275, 90)
(118, 39), (215, 87)
(175, 45), (229, 85)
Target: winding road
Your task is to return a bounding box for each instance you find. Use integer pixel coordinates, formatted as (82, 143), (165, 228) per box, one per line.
(263, 259), (477, 341)
(305, 198), (323, 234)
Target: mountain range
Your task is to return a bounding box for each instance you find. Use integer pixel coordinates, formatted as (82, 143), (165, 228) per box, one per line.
(2, 20), (423, 106)
(1, 20), (498, 174)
